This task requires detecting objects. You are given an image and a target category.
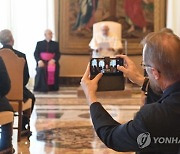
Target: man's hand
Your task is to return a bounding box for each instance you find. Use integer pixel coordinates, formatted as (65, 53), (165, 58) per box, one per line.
(38, 60), (45, 67)
(48, 59), (55, 65)
(116, 55), (144, 86)
(80, 64), (103, 105)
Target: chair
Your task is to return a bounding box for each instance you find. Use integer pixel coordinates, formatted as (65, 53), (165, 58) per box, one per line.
(0, 49), (32, 142)
(0, 111), (14, 153)
(92, 21), (128, 55)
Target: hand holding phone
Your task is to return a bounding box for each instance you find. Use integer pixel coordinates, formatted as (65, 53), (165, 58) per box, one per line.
(90, 57), (125, 91)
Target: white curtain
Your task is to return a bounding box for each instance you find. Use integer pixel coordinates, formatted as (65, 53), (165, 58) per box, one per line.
(166, 0), (180, 36)
(0, 0), (56, 79)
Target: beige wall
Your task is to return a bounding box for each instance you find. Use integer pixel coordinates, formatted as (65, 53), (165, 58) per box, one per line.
(60, 55), (91, 77)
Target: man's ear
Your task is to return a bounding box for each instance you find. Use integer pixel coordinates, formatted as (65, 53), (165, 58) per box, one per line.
(151, 68), (160, 80)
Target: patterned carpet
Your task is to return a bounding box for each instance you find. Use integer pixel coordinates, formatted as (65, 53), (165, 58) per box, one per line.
(37, 126), (106, 149)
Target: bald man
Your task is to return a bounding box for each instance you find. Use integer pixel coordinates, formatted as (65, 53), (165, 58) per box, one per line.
(34, 29), (61, 92)
(89, 24), (122, 58)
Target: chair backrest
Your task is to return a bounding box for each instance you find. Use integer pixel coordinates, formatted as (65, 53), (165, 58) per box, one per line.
(0, 111), (14, 125)
(0, 49), (25, 101)
(93, 21), (122, 39)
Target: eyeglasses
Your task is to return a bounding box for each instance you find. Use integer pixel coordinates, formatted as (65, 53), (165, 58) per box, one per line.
(141, 61), (161, 73)
(140, 62), (153, 69)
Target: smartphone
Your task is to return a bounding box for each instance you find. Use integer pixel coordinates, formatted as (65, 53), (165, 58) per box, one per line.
(90, 57), (125, 91)
(91, 57), (123, 75)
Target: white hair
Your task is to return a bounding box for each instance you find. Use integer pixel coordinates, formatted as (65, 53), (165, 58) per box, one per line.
(0, 29), (13, 46)
(44, 29), (52, 35)
(100, 24), (109, 29)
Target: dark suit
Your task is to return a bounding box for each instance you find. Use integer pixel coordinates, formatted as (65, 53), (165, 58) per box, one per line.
(90, 81), (180, 154)
(34, 40), (60, 62)
(0, 57), (13, 150)
(34, 40), (61, 91)
(0, 45), (35, 128)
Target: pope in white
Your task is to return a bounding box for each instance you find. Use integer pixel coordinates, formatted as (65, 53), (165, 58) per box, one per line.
(89, 24), (123, 58)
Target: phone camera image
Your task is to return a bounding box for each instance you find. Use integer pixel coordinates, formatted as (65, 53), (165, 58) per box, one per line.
(110, 59), (117, 73)
(90, 57), (123, 76)
(90, 57), (125, 91)
(91, 59), (98, 74)
(117, 58), (123, 66)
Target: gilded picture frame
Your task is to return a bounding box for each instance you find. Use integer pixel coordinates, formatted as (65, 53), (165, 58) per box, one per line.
(60, 0), (166, 54)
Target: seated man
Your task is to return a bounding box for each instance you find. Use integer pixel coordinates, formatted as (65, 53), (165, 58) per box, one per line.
(0, 57), (13, 152)
(81, 31), (180, 153)
(34, 29), (61, 92)
(0, 29), (35, 135)
(89, 24), (123, 58)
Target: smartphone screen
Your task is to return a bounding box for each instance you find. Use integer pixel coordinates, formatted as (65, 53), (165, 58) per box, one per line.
(90, 57), (123, 76)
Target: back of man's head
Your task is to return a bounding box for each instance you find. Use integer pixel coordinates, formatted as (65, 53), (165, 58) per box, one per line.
(0, 29), (13, 46)
(160, 28), (174, 34)
(141, 31), (180, 82)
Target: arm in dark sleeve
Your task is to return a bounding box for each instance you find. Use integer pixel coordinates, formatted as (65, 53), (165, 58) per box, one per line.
(90, 102), (148, 152)
(23, 56), (30, 86)
(0, 58), (11, 97)
(34, 42), (41, 62)
(54, 42), (61, 62)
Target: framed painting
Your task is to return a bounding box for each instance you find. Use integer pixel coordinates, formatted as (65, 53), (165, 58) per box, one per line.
(60, 0), (166, 54)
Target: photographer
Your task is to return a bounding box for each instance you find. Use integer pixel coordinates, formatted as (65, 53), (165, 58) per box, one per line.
(81, 31), (180, 153)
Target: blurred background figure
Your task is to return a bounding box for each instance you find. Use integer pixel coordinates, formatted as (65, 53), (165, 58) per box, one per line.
(34, 29), (61, 92)
(124, 0), (147, 33)
(72, 0), (99, 31)
(89, 24), (122, 58)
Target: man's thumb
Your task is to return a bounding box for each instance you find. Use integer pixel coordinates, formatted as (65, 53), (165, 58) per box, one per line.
(94, 73), (103, 83)
(117, 66), (127, 73)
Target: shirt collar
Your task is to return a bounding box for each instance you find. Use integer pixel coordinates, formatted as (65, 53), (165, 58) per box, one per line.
(160, 81), (180, 101)
(2, 45), (13, 50)
(44, 40), (52, 43)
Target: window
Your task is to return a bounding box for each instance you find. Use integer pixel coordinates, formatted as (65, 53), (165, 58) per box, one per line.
(0, 0), (56, 78)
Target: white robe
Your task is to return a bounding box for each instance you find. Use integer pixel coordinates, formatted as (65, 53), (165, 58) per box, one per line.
(89, 32), (122, 58)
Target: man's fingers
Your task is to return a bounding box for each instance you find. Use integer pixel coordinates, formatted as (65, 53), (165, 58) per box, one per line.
(117, 66), (127, 74)
(82, 64), (90, 80)
(116, 54), (126, 59)
(116, 54), (132, 64)
(93, 73), (103, 84)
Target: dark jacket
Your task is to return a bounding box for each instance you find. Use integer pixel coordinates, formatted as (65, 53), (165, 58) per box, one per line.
(90, 81), (180, 153)
(1, 45), (30, 86)
(34, 40), (60, 63)
(0, 57), (13, 112)
(0, 57), (11, 98)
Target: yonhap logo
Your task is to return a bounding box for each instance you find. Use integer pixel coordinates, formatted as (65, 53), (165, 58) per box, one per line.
(137, 132), (151, 149)
(137, 133), (180, 149)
